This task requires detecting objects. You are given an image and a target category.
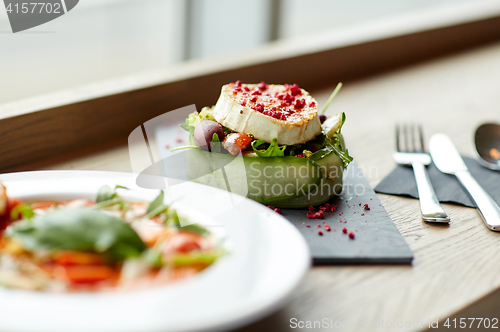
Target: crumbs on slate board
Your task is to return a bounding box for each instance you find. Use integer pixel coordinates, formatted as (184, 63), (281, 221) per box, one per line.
(267, 197), (375, 239)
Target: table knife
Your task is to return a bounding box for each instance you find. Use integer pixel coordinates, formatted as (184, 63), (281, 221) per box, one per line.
(429, 133), (500, 231)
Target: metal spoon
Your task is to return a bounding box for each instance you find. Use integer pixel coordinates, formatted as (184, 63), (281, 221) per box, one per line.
(474, 123), (500, 170)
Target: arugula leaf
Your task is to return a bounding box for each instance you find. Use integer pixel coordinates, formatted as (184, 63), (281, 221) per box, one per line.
(147, 191), (164, 214)
(7, 209), (146, 262)
(308, 132), (353, 168)
(211, 133), (221, 154)
(338, 112), (346, 133)
(96, 185), (114, 203)
(95, 185), (128, 203)
(145, 191), (169, 218)
(330, 143), (353, 168)
(251, 138), (286, 157)
(165, 209), (209, 236)
(326, 134), (353, 168)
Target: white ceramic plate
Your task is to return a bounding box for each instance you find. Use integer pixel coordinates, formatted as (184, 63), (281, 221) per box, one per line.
(0, 171), (310, 332)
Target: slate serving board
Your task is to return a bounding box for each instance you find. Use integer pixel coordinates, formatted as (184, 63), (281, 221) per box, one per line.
(154, 120), (413, 265)
(280, 160), (413, 264)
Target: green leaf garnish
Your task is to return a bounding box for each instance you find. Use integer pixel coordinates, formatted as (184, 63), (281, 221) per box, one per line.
(330, 142), (353, 168)
(165, 209), (209, 236)
(338, 112), (346, 133)
(95, 185), (128, 203)
(7, 209), (147, 262)
(96, 185), (114, 203)
(145, 191), (169, 218)
(211, 133), (221, 154)
(251, 138), (286, 157)
(147, 191), (164, 214)
(308, 114), (353, 168)
(10, 203), (35, 221)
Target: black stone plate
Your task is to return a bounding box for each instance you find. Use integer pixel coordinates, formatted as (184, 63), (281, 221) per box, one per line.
(281, 161), (413, 265)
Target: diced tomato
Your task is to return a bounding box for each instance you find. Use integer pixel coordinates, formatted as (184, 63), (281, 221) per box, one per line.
(167, 232), (203, 254)
(63, 265), (115, 284)
(223, 133), (253, 156)
(54, 251), (104, 265)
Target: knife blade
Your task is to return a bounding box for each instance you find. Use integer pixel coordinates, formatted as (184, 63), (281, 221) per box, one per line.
(429, 133), (500, 231)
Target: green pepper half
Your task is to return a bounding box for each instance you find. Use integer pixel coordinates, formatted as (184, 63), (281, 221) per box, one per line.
(186, 134), (346, 208)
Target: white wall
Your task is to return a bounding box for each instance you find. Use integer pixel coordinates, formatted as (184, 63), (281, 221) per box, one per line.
(188, 0), (271, 59)
(278, 0), (476, 39)
(0, 0), (182, 104)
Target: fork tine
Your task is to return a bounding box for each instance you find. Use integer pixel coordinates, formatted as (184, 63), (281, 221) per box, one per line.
(395, 124), (401, 152)
(418, 124), (425, 152)
(403, 124), (410, 152)
(410, 124), (417, 152)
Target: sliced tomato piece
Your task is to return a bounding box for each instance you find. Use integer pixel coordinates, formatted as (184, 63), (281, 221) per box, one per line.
(63, 265), (116, 284)
(54, 251), (104, 265)
(223, 133), (253, 155)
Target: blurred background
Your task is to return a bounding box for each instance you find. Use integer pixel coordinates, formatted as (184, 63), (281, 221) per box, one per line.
(0, 0), (492, 105)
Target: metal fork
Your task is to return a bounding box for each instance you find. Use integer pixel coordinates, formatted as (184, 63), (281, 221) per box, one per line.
(393, 124), (450, 223)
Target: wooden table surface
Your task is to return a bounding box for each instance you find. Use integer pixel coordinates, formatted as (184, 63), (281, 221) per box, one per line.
(38, 41), (500, 331)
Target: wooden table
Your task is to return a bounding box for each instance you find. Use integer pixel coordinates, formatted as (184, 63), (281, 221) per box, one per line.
(33, 41), (500, 331)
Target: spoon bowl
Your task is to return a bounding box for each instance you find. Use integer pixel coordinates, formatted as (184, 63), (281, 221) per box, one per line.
(474, 123), (500, 171)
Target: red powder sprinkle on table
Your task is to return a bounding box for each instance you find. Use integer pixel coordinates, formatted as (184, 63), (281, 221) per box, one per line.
(325, 225), (331, 231)
(342, 227), (347, 234)
(348, 231), (355, 239)
(307, 210), (325, 219)
(318, 230), (323, 236)
(363, 204), (371, 210)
